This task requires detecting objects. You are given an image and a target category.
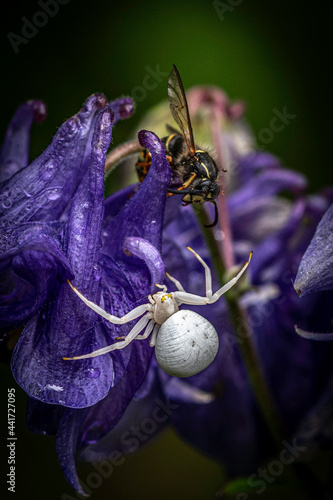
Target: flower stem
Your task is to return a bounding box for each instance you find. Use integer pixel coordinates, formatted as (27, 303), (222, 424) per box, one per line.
(104, 140), (143, 175)
(209, 110), (235, 269)
(225, 296), (287, 445)
(196, 207), (286, 447)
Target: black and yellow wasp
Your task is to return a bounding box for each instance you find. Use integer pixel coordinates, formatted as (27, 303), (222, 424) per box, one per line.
(136, 65), (221, 227)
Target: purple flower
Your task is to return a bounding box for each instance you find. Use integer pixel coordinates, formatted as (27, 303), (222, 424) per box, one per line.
(3, 82), (333, 497)
(1, 92), (174, 410)
(293, 202), (333, 340)
(56, 150), (333, 493)
(290, 206), (333, 465)
(0, 99), (46, 183)
(71, 89), (333, 491)
(0, 94), (108, 335)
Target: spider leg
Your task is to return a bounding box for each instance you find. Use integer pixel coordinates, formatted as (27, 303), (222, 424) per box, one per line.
(207, 251), (253, 304)
(63, 314), (152, 360)
(174, 291), (210, 306)
(166, 272), (185, 292)
(149, 324), (160, 347)
(132, 320), (155, 339)
(155, 283), (167, 293)
(67, 280), (150, 324)
(174, 252), (252, 306)
(186, 246), (212, 297)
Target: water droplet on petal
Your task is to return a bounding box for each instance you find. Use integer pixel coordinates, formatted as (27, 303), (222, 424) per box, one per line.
(2, 199), (12, 209)
(39, 161), (55, 181)
(22, 188), (32, 198)
(1, 187), (12, 209)
(86, 367), (100, 379)
(46, 188), (61, 201)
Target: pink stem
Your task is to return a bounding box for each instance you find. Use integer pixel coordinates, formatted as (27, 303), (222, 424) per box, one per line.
(209, 110), (235, 269)
(105, 141), (143, 175)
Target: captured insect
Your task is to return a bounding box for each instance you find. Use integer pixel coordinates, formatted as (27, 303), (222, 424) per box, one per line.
(135, 65), (222, 227)
(63, 248), (252, 378)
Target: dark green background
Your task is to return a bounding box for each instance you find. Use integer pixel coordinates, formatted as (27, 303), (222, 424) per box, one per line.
(0, 1), (331, 499)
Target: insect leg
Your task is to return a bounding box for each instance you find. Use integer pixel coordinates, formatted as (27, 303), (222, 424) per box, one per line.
(204, 200), (219, 228)
(166, 172), (197, 197)
(63, 315), (152, 360)
(67, 280), (150, 324)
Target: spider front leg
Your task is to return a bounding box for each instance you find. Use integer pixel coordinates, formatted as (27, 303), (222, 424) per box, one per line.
(166, 247), (212, 294)
(207, 251), (252, 304)
(67, 280), (151, 323)
(173, 251), (252, 306)
(186, 246), (212, 297)
(166, 272), (185, 292)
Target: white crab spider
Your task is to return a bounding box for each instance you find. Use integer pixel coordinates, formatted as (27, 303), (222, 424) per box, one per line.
(64, 247), (252, 377)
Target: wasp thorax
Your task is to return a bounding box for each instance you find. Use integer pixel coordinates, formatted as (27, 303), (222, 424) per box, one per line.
(155, 310), (219, 377)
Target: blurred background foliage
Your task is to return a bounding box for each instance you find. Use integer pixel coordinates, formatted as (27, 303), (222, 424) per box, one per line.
(0, 0), (332, 499)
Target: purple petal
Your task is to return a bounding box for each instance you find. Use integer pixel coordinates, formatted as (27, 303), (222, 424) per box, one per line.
(64, 107), (112, 283)
(0, 100), (46, 182)
(0, 222), (72, 334)
(55, 409), (89, 496)
(56, 366), (161, 495)
(11, 109), (115, 408)
(80, 97), (134, 174)
(294, 203), (333, 295)
(78, 362), (159, 450)
(295, 325), (333, 341)
(103, 184), (136, 220)
(123, 236), (165, 288)
(230, 197), (292, 244)
(102, 130), (171, 267)
(79, 373), (166, 462)
(109, 97), (134, 122)
(162, 376), (215, 404)
(250, 199), (306, 282)
(229, 168), (307, 213)
(0, 94), (107, 225)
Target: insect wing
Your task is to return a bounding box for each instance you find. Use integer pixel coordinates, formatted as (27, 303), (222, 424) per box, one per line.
(168, 65), (196, 155)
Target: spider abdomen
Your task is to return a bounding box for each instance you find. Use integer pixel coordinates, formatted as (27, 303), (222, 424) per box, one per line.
(155, 310), (219, 378)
